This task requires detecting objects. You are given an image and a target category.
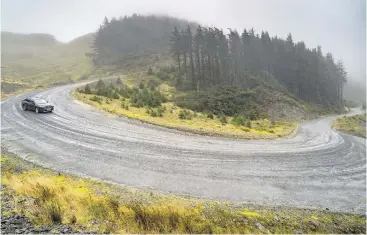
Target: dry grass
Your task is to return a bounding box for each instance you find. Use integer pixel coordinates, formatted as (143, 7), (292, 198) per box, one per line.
(332, 114), (366, 138)
(1, 153), (365, 234)
(73, 91), (298, 140)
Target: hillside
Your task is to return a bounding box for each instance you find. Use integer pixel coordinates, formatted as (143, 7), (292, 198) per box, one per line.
(90, 15), (348, 114)
(1, 31), (94, 96)
(90, 14), (196, 67)
(1, 15), (195, 97)
(2, 14), (349, 120)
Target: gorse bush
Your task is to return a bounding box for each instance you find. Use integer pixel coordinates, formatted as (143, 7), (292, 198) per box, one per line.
(218, 115), (228, 125)
(147, 106), (164, 117)
(139, 82), (145, 90)
(178, 109), (194, 120)
(84, 84), (91, 94)
(175, 86), (266, 119)
(130, 88), (166, 108)
(89, 95), (102, 104)
(119, 87), (137, 99)
(80, 79), (166, 108)
(111, 92), (119, 99)
(148, 67), (153, 75)
(231, 115), (247, 126)
(121, 102), (129, 110)
(207, 113), (214, 119)
(157, 71), (170, 81)
(147, 78), (161, 90)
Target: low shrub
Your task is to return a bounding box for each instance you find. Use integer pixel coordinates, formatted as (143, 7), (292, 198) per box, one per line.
(90, 95), (102, 104)
(157, 71), (170, 81)
(218, 115), (228, 125)
(175, 86), (265, 119)
(246, 120), (252, 128)
(121, 102), (129, 110)
(147, 106), (164, 117)
(83, 84), (92, 94)
(178, 110), (194, 120)
(139, 82), (145, 90)
(148, 67), (154, 75)
(130, 88), (166, 108)
(231, 115), (247, 126)
(147, 79), (161, 90)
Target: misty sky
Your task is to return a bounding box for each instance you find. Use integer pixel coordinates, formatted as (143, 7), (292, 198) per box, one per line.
(1, 0), (366, 83)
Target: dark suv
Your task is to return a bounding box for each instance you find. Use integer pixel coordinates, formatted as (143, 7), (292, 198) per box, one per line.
(21, 97), (54, 113)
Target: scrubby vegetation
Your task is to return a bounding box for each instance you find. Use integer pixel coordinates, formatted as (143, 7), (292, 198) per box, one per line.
(75, 76), (297, 139)
(175, 86), (273, 120)
(79, 78), (166, 117)
(2, 152), (366, 234)
(332, 114), (366, 138)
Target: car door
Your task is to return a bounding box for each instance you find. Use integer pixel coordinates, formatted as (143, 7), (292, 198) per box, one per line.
(28, 99), (36, 111)
(23, 99), (32, 110)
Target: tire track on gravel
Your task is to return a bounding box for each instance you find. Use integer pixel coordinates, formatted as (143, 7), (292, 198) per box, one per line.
(1, 83), (365, 213)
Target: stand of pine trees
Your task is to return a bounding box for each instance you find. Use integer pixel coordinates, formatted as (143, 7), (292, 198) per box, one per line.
(170, 25), (347, 107)
(88, 14), (347, 110)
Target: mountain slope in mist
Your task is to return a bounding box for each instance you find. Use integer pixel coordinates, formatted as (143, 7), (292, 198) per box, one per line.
(1, 31), (93, 89)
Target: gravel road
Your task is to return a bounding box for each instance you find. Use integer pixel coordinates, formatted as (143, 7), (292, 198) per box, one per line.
(1, 84), (365, 213)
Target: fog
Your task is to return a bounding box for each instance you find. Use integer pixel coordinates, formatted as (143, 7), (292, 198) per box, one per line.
(1, 0), (365, 83)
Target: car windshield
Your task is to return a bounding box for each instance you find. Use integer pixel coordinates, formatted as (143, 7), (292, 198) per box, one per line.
(33, 99), (48, 104)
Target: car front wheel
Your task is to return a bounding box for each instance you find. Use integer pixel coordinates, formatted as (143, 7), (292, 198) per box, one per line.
(22, 104), (27, 111)
(36, 107), (39, 113)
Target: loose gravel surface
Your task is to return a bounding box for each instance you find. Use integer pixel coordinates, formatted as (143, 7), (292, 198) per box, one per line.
(1, 84), (366, 214)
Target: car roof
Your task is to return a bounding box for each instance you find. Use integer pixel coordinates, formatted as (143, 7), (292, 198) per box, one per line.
(30, 97), (46, 101)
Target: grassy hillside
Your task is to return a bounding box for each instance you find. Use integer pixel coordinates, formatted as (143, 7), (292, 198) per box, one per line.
(73, 67), (303, 139)
(2, 14), (345, 121)
(332, 114), (366, 138)
(1, 31), (94, 96)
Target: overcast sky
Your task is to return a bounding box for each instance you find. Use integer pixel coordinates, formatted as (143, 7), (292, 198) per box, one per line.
(1, 0), (366, 83)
